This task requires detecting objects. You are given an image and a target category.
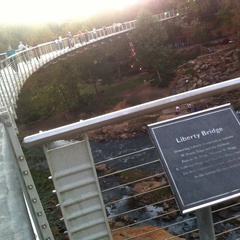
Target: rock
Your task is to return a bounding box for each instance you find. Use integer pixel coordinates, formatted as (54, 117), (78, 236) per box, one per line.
(83, 44), (240, 143)
(163, 202), (169, 210)
(224, 57), (232, 63)
(132, 180), (167, 194)
(172, 46), (240, 100)
(233, 51), (240, 61)
(111, 225), (186, 240)
(112, 221), (126, 229)
(217, 209), (229, 219)
(167, 208), (178, 220)
(200, 63), (209, 70)
(196, 79), (203, 87)
(118, 215), (136, 224)
(78, 112), (90, 120)
(96, 164), (108, 172)
(193, 64), (200, 71)
(233, 217), (240, 224)
(224, 50), (234, 57)
(189, 232), (200, 239)
(120, 133), (129, 139)
(162, 215), (172, 221)
(186, 60), (196, 67)
(232, 61), (239, 70)
(204, 75), (213, 83)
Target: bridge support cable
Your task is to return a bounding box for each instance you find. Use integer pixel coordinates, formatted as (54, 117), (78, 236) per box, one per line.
(5, 63), (19, 100)
(0, 65), (17, 118)
(0, 66), (12, 109)
(2, 66), (17, 106)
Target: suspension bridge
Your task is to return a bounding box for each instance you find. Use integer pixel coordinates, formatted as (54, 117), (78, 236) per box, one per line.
(0, 10), (178, 120)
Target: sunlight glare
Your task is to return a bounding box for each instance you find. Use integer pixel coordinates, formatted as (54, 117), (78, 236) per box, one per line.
(1, 0), (138, 24)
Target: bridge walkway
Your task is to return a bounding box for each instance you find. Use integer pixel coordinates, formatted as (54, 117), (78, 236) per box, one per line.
(0, 10), (179, 119)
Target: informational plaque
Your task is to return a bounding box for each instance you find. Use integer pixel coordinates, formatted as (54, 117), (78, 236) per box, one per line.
(148, 104), (240, 214)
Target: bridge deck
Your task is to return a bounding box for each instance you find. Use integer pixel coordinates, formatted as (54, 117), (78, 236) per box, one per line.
(0, 123), (35, 240)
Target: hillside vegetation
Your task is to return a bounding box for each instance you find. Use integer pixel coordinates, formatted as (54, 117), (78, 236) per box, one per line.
(14, 0), (240, 137)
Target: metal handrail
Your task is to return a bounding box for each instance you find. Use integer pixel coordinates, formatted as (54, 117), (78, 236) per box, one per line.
(23, 77), (240, 147)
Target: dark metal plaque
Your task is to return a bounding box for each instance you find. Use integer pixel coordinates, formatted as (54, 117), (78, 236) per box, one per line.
(148, 104), (240, 214)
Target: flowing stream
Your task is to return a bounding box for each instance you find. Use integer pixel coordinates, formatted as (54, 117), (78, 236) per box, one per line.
(90, 131), (240, 240)
(90, 134), (198, 238)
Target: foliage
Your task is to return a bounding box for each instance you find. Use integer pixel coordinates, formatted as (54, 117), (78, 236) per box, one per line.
(78, 93), (95, 111)
(127, 97), (141, 106)
(216, 0), (240, 36)
(234, 102), (240, 111)
(105, 75), (147, 93)
(185, 68), (196, 77)
(131, 10), (176, 84)
(11, 0), (240, 126)
(191, 20), (211, 43)
(0, 0), (239, 53)
(170, 0), (221, 24)
(106, 35), (133, 80)
(77, 45), (113, 92)
(0, 23), (56, 52)
(105, 96), (122, 106)
(16, 59), (83, 124)
(191, 0), (221, 23)
(175, 46), (202, 64)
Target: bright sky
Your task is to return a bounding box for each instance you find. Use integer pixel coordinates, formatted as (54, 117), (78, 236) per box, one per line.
(1, 0), (138, 24)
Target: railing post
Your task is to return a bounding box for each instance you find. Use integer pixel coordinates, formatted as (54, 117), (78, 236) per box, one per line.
(196, 207), (216, 240)
(43, 133), (113, 240)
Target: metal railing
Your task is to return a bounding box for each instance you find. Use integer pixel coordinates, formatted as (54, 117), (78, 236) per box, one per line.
(2, 8), (240, 240)
(22, 78), (240, 240)
(0, 9), (179, 120)
(0, 9), (181, 240)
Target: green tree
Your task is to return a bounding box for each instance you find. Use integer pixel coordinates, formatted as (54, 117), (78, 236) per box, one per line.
(49, 60), (82, 110)
(106, 35), (132, 80)
(132, 9), (174, 83)
(217, 0), (240, 36)
(78, 45), (113, 92)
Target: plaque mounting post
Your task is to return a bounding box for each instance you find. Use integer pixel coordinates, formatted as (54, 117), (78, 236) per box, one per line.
(196, 206), (216, 240)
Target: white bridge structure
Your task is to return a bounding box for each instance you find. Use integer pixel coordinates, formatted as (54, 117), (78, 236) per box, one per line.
(0, 10), (240, 240)
(0, 10), (178, 120)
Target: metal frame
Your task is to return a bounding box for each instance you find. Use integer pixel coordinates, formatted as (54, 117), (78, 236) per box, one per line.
(0, 108), (54, 240)
(43, 134), (112, 240)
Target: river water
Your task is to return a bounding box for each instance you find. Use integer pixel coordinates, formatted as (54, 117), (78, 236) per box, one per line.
(90, 134), (199, 238)
(89, 131), (240, 240)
